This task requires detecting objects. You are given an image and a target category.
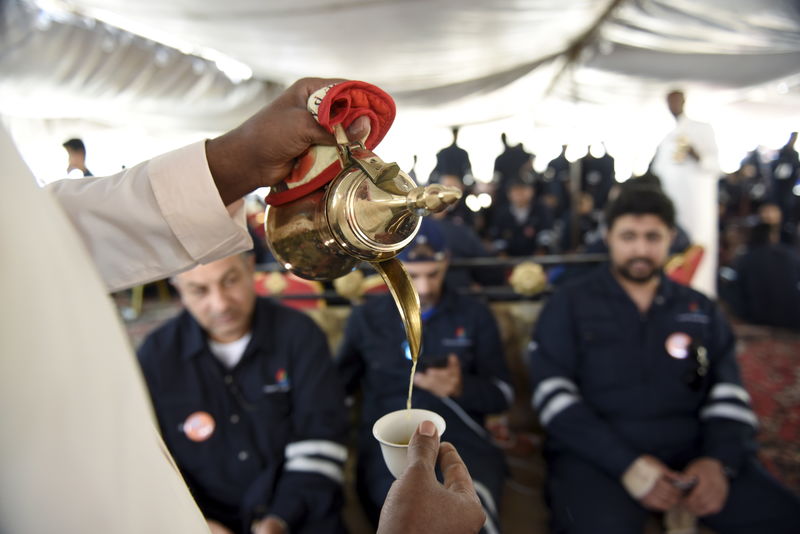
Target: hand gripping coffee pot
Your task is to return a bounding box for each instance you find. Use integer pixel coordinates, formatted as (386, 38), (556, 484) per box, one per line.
(262, 82), (461, 361)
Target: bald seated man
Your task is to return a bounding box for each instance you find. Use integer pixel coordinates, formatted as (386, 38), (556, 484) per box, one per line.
(137, 253), (348, 534)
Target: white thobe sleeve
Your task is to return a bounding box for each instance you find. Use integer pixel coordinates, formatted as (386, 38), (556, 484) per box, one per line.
(47, 141), (252, 292)
(689, 120), (720, 176)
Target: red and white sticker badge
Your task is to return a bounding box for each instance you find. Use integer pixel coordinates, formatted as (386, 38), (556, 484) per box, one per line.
(182, 411), (216, 442)
(665, 332), (691, 359)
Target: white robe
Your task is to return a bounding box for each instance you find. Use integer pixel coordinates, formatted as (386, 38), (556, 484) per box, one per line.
(0, 125), (251, 533)
(652, 114), (720, 297)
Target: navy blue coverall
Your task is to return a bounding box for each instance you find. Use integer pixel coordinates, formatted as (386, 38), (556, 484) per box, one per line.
(529, 266), (800, 533)
(437, 217), (506, 288)
(336, 289), (513, 533)
(137, 298), (348, 534)
(488, 201), (557, 256)
(726, 242), (800, 331)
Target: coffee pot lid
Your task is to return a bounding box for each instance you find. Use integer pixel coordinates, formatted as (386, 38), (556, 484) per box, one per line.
(327, 148), (422, 258)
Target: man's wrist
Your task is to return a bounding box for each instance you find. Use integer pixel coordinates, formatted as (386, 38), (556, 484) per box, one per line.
(699, 454), (736, 478)
(252, 515), (289, 534)
(621, 456), (661, 499)
(205, 135), (256, 206)
(702, 457), (728, 477)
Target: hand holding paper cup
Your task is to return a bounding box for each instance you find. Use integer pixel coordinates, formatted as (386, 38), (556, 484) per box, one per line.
(372, 409), (446, 478)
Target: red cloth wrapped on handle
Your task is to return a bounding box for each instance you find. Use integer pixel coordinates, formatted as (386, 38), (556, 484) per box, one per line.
(266, 81), (396, 206)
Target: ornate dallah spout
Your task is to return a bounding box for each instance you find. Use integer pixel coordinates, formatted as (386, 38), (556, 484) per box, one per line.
(400, 184), (463, 214)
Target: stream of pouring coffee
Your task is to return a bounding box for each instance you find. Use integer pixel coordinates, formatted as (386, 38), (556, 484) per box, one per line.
(406, 360), (418, 411)
(371, 259), (422, 412)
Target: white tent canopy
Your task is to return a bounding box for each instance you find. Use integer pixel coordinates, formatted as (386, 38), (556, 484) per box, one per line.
(2, 0), (799, 183)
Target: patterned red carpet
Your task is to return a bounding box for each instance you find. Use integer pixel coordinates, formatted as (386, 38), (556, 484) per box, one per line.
(734, 322), (800, 495)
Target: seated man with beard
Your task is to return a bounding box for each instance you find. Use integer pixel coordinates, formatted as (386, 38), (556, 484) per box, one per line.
(528, 185), (800, 534)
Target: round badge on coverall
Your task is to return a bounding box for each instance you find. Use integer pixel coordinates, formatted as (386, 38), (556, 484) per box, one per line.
(183, 411), (215, 442)
(665, 332), (691, 359)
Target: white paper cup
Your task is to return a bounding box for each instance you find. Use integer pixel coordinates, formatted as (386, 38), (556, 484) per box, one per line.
(372, 408), (446, 479)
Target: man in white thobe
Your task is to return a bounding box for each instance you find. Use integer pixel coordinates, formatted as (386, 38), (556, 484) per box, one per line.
(652, 90), (720, 296)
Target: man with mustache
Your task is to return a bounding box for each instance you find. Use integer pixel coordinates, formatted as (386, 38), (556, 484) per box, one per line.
(137, 253), (348, 534)
(528, 185), (800, 533)
(337, 219), (512, 534)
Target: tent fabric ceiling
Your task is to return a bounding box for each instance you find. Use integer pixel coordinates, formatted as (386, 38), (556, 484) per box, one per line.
(0, 0), (276, 131)
(1, 0), (799, 135)
(579, 0), (800, 93)
(606, 0), (800, 55)
(585, 45), (800, 86)
(62, 0), (609, 91)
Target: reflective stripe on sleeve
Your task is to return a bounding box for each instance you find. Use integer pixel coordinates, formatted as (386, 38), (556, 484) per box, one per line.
(493, 378), (515, 405)
(284, 457), (345, 484)
(700, 403), (758, 427)
(532, 377), (578, 410)
(285, 440), (347, 462)
(539, 392), (580, 426)
(473, 481), (500, 534)
(709, 383), (751, 404)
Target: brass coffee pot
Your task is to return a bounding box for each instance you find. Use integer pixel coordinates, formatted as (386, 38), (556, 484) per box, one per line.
(264, 126), (462, 362)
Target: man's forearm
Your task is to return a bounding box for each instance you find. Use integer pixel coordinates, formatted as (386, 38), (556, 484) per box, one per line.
(206, 135), (259, 206)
